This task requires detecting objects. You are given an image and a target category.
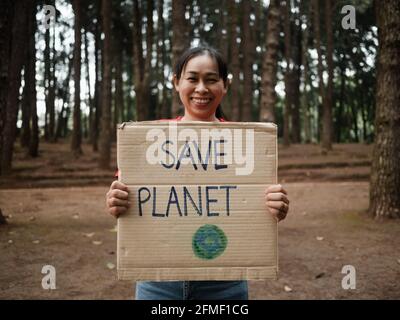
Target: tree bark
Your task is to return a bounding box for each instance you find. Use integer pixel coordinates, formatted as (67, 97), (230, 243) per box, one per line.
(290, 10), (302, 144)
(98, 0), (112, 169)
(132, 0), (154, 121)
(171, 0), (189, 117)
(84, 29), (92, 141)
(300, 1), (311, 143)
(229, 0), (241, 121)
(1, 0), (28, 175)
(283, 0), (292, 147)
(92, 12), (101, 151)
(241, 0), (254, 121)
(0, 0), (14, 174)
(322, 0), (333, 151)
(71, 0), (83, 156)
(260, 0), (280, 123)
(26, 1), (38, 157)
(369, 0), (400, 219)
(48, 16), (56, 142)
(312, 0), (325, 146)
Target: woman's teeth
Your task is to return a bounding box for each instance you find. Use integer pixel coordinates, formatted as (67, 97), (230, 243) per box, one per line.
(192, 98), (211, 104)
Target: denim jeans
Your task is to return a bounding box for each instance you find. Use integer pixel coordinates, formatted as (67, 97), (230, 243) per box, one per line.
(135, 280), (248, 300)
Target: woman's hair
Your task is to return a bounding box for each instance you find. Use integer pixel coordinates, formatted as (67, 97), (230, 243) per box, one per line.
(174, 46), (228, 120)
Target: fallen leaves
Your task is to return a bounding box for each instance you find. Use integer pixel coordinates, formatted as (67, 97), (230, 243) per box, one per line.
(284, 285), (293, 292)
(32, 240), (40, 244)
(92, 240), (103, 246)
(83, 232), (95, 238)
(316, 236), (324, 241)
(106, 262), (115, 270)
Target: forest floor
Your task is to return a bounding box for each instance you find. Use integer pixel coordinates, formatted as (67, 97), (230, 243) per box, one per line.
(1, 140), (399, 299)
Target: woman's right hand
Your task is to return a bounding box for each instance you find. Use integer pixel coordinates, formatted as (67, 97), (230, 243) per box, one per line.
(106, 180), (130, 218)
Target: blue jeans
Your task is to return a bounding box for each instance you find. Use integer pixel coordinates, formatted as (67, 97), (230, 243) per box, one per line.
(135, 280), (248, 300)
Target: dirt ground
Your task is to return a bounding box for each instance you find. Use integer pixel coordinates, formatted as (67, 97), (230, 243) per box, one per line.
(1, 141), (399, 299)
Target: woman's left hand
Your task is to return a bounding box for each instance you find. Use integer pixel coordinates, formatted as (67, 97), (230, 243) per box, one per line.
(265, 184), (290, 222)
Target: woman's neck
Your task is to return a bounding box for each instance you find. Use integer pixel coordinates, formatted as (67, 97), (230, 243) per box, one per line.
(181, 114), (219, 122)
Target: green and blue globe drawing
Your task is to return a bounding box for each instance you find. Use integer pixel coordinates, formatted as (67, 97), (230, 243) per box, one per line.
(192, 224), (227, 260)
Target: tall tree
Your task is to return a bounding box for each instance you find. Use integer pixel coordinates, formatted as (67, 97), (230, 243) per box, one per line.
(26, 1), (38, 157)
(71, 0), (83, 156)
(92, 10), (102, 151)
(171, 0), (189, 117)
(300, 0), (311, 143)
(283, 0), (292, 146)
(260, 0), (280, 123)
(369, 0), (400, 219)
(1, 0), (28, 174)
(132, 0), (154, 121)
(290, 6), (302, 144)
(322, 0), (334, 151)
(0, 1), (14, 173)
(241, 0), (255, 121)
(98, 0), (112, 169)
(228, 0), (241, 121)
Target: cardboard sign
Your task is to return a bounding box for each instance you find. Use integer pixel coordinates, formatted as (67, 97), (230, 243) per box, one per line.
(117, 120), (278, 281)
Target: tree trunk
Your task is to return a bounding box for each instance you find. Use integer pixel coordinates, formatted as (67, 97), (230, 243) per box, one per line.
(290, 11), (301, 143)
(132, 0), (154, 121)
(48, 18), (56, 142)
(322, 0), (333, 151)
(20, 71), (31, 148)
(26, 1), (38, 157)
(0, 0), (14, 175)
(300, 1), (311, 143)
(369, 0), (400, 219)
(44, 25), (50, 140)
(312, 0), (325, 146)
(283, 0), (292, 147)
(241, 0), (254, 121)
(229, 0), (241, 121)
(156, 0), (169, 119)
(71, 0), (83, 156)
(92, 13), (101, 151)
(98, 0), (112, 169)
(84, 29), (92, 141)
(171, 0), (189, 117)
(56, 54), (73, 140)
(1, 0), (28, 175)
(218, 0), (228, 61)
(336, 60), (346, 143)
(260, 0), (280, 123)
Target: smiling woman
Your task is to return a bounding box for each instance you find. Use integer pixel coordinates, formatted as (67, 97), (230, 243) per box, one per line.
(172, 47), (229, 122)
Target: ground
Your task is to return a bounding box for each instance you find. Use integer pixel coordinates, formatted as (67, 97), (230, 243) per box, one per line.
(1, 141), (399, 299)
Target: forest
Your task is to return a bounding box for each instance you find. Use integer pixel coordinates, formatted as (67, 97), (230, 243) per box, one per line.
(0, 0), (399, 300)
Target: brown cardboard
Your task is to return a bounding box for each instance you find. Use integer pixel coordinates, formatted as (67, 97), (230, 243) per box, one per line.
(117, 120), (278, 281)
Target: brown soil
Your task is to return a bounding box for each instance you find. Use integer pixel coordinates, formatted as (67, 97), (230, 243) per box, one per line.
(1, 140), (399, 299)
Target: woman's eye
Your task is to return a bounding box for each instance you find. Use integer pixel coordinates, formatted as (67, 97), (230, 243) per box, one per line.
(187, 77), (197, 81)
(207, 79), (218, 83)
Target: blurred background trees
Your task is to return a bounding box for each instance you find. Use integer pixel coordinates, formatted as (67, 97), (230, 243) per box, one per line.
(0, 0), (398, 218)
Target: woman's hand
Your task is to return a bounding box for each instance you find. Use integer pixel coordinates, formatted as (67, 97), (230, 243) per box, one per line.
(265, 184), (289, 222)
(106, 181), (130, 218)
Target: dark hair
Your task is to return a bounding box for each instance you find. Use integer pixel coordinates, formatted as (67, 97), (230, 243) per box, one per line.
(174, 46), (228, 120)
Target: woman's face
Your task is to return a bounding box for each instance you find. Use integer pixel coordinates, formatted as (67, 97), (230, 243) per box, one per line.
(174, 54), (227, 121)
